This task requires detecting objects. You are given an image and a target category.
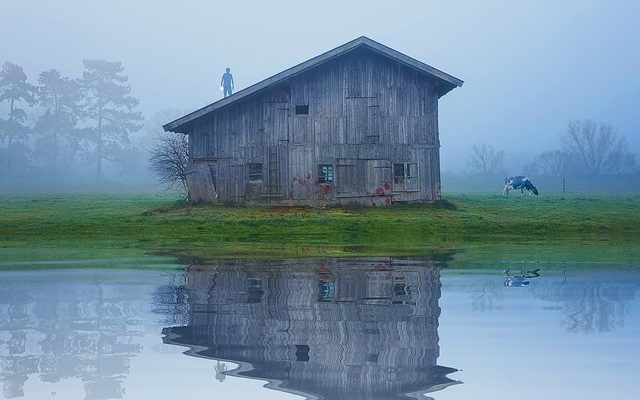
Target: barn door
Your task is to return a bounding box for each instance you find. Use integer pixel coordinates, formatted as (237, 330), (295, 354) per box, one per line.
(263, 102), (289, 145)
(346, 97), (379, 144)
(185, 160), (219, 203)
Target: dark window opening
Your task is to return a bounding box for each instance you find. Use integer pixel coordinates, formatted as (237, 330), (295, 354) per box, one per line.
(365, 353), (379, 363)
(247, 277), (263, 303)
(318, 164), (334, 183)
(393, 163), (405, 184)
(318, 281), (336, 302)
(295, 345), (310, 361)
(248, 163), (263, 183)
(393, 162), (419, 191)
(295, 105), (309, 115)
(393, 283), (412, 296)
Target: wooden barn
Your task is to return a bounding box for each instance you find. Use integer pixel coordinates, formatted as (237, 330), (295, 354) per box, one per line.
(163, 36), (463, 205)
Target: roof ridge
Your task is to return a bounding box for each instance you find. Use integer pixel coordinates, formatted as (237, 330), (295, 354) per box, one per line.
(164, 36), (462, 133)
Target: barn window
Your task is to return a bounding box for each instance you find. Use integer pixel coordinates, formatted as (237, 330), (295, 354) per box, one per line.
(365, 353), (379, 363)
(393, 163), (405, 184)
(295, 345), (310, 362)
(248, 163), (263, 182)
(247, 277), (263, 303)
(393, 162), (419, 191)
(295, 105), (309, 115)
(318, 164), (334, 183)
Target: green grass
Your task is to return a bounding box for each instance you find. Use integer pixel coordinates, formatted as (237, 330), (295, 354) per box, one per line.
(1, 191), (639, 265)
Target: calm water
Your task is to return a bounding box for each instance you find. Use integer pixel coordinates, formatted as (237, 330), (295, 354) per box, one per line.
(0, 258), (639, 400)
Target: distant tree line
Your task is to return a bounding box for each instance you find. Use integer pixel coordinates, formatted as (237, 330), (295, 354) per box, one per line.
(0, 60), (147, 184)
(465, 120), (638, 177)
(526, 120), (638, 176)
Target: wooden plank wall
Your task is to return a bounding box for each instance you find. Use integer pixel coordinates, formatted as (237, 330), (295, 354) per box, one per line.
(187, 48), (442, 204)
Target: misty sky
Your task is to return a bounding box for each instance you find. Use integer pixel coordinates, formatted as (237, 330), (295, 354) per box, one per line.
(2, 0), (639, 171)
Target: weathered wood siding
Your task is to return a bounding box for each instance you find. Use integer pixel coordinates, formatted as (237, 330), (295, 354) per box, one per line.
(186, 48), (443, 205)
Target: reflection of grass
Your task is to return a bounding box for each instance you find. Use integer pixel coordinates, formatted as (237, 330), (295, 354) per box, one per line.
(0, 192), (639, 265)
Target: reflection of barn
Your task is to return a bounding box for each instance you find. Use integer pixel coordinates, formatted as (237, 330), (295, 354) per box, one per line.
(162, 258), (460, 400)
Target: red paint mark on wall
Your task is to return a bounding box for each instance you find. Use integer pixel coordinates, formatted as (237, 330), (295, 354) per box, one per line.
(292, 174), (312, 186)
(374, 180), (392, 196)
(289, 172), (314, 200)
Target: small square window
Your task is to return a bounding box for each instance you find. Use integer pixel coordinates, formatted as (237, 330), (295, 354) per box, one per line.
(295, 345), (310, 362)
(295, 105), (309, 115)
(248, 163), (263, 182)
(318, 164), (334, 183)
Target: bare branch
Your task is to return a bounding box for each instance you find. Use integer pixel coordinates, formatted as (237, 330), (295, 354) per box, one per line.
(467, 143), (505, 176)
(149, 131), (190, 199)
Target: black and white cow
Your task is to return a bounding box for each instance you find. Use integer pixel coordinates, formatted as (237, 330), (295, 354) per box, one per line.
(503, 176), (539, 196)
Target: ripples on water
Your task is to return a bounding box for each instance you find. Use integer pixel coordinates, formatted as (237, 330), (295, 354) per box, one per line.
(0, 258), (639, 400)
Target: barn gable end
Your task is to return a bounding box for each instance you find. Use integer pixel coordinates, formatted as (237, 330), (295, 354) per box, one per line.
(164, 37), (462, 205)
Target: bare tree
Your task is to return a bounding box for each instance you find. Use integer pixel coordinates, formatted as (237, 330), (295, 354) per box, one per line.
(467, 143), (505, 176)
(562, 120), (637, 175)
(149, 130), (190, 198)
(529, 150), (575, 176)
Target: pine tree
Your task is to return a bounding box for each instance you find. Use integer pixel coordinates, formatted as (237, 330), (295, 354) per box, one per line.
(79, 59), (143, 181)
(35, 69), (80, 170)
(0, 61), (36, 176)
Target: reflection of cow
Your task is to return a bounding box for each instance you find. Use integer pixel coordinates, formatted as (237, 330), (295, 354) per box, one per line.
(504, 269), (540, 287)
(503, 176), (539, 196)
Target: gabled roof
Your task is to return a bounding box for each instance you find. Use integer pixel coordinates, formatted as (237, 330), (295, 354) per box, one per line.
(164, 36), (463, 133)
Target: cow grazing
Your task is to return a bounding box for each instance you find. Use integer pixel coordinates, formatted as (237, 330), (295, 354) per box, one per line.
(503, 176), (539, 196)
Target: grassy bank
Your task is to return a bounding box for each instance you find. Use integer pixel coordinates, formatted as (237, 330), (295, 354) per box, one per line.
(1, 192), (639, 264)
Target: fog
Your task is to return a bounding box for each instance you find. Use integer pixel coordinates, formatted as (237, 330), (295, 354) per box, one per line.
(1, 0), (639, 189)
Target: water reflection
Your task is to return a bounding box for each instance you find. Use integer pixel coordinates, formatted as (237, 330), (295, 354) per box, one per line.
(161, 258), (461, 400)
(1, 260), (638, 400)
(529, 270), (638, 334)
(465, 268), (640, 334)
(0, 271), (148, 400)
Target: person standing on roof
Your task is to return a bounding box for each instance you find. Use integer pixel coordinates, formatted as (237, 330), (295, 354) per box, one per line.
(220, 67), (234, 98)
